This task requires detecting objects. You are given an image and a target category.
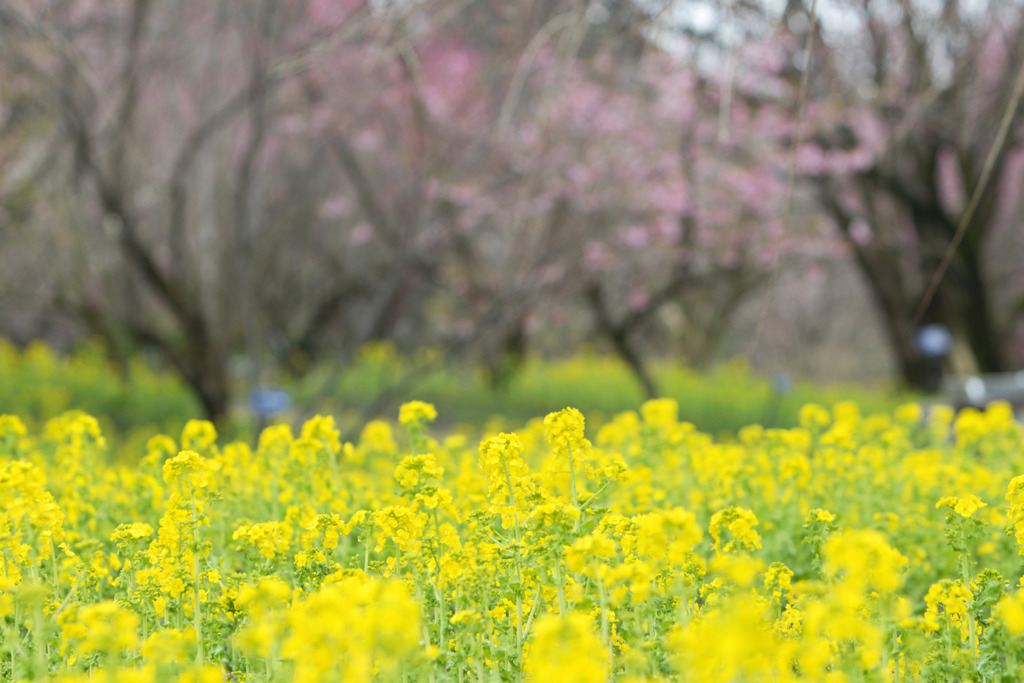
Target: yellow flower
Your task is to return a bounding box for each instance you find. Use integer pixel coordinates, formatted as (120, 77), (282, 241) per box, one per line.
(640, 398), (678, 429)
(0, 414), (27, 439)
(810, 509), (836, 523)
(141, 627), (196, 665)
(450, 609), (482, 625)
(995, 590), (1024, 635)
(798, 403), (831, 430)
(1007, 475), (1024, 554)
(180, 419), (217, 454)
(525, 612), (609, 683)
(669, 596), (782, 683)
(393, 452), (444, 490)
(936, 494), (987, 519)
(478, 433), (532, 527)
(399, 401), (438, 426)
(543, 407), (591, 460)
(324, 525), (339, 549)
(709, 507), (761, 554)
(823, 529), (908, 595)
(373, 506), (425, 552)
(162, 450), (209, 487)
(75, 600), (140, 655)
(233, 521), (294, 560)
(173, 665), (224, 683)
(257, 424), (294, 454)
(110, 522), (154, 544)
(566, 531), (617, 574)
(924, 579), (973, 639)
(359, 420), (397, 455)
(633, 507), (703, 566)
(237, 576), (292, 615)
(279, 574), (420, 683)
(299, 414), (342, 454)
(709, 553), (765, 588)
(893, 403), (923, 425)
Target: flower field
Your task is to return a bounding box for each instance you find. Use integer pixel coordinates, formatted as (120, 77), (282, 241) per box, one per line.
(2, 399), (1024, 682)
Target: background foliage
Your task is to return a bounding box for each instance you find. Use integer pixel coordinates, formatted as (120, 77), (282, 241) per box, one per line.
(1, 0), (1022, 419)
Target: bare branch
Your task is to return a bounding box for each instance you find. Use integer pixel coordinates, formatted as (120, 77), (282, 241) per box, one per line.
(111, 0), (152, 185)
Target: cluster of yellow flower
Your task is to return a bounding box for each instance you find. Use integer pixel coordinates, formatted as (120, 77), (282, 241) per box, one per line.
(3, 399), (1024, 681)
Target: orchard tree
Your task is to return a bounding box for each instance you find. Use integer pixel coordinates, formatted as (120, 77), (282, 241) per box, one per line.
(0, 0), (880, 418)
(296, 0), (814, 397)
(653, 0), (1024, 388)
(0, 0), (469, 419)
(785, 0), (1024, 386)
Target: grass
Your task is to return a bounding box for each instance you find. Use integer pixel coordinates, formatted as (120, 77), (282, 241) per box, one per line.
(1, 338), (911, 451)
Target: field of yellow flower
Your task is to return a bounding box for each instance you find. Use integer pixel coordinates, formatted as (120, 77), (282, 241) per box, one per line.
(2, 398), (1024, 681)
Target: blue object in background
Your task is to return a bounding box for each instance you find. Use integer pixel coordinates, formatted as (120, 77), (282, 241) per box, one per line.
(763, 370), (792, 428)
(249, 388), (291, 418)
(913, 324), (952, 394)
(914, 324), (953, 358)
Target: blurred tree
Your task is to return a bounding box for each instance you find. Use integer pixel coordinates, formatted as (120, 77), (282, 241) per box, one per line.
(0, 0), (418, 419)
(14, 0), (1010, 417)
(783, 0), (1024, 387)
(0, 0), (842, 414)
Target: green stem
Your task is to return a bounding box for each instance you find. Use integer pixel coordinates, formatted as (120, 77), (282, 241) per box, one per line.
(945, 612), (954, 662)
(579, 481), (612, 510)
(186, 476), (204, 667)
(959, 527), (977, 658)
(553, 558), (567, 614)
(892, 630), (900, 683)
(522, 588), (542, 641)
(31, 604), (45, 678)
(567, 444), (579, 505)
(48, 538), (59, 602)
(363, 526), (372, 573)
(500, 458), (525, 680)
(325, 443), (341, 485)
(567, 445), (581, 534)
(432, 510), (448, 654)
(598, 581), (609, 647)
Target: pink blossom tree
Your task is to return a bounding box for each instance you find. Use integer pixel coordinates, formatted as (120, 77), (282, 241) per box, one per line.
(0, 0), (437, 419)
(781, 0), (1024, 387)
(0, 0), (848, 412)
(281, 1), (811, 397)
(8, 0), (1018, 416)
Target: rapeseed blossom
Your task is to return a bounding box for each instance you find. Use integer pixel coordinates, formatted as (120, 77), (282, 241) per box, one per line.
(110, 522), (154, 544)
(2, 398), (1024, 680)
(525, 612), (609, 683)
(180, 420), (217, 456)
(279, 575), (420, 683)
(398, 400), (438, 426)
(633, 507), (702, 566)
(478, 432), (530, 527)
(937, 494), (988, 518)
(709, 506), (762, 553)
(1006, 474), (1024, 552)
(162, 449), (209, 487)
(924, 579), (974, 640)
(233, 520), (294, 560)
(823, 529), (907, 595)
(69, 600), (140, 655)
(543, 407), (591, 461)
(995, 588), (1024, 635)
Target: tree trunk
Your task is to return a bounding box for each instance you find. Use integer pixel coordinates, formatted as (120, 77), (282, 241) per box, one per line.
(952, 245), (1007, 373)
(186, 345), (231, 424)
(586, 283), (659, 400)
(608, 327), (659, 400)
